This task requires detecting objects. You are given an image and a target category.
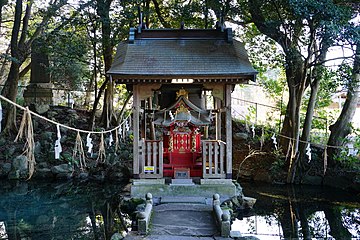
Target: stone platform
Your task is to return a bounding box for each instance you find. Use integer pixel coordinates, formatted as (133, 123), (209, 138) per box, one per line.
(130, 179), (240, 200)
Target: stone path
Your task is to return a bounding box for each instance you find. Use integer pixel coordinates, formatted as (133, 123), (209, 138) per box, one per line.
(124, 197), (233, 240)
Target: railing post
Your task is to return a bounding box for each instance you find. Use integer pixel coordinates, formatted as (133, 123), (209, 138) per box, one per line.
(159, 141), (163, 177)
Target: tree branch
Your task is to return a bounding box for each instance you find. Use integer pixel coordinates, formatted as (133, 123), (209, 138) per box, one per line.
(19, 62), (31, 78)
(18, 0), (34, 48)
(151, 0), (170, 28)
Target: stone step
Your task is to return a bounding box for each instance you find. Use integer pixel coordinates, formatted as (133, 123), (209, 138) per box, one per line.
(160, 196), (207, 204)
(154, 203), (212, 212)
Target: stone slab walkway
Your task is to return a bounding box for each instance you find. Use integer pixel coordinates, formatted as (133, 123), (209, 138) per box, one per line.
(151, 203), (216, 236)
(124, 199), (234, 240)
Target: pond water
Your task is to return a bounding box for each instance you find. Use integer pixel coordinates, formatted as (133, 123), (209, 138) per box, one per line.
(233, 182), (360, 239)
(0, 180), (130, 240)
(0, 180), (358, 240)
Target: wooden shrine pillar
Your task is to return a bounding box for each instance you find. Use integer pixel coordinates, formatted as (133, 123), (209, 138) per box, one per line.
(133, 84), (140, 178)
(225, 84), (232, 179)
(215, 97), (222, 140)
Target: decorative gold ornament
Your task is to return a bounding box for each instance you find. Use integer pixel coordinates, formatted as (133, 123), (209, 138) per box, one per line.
(176, 88), (188, 99)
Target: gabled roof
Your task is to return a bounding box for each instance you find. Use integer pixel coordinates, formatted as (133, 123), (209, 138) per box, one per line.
(108, 28), (257, 84)
(153, 95), (212, 126)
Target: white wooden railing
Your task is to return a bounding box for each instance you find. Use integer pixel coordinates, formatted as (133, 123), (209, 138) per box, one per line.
(202, 140), (226, 179)
(139, 140), (163, 178)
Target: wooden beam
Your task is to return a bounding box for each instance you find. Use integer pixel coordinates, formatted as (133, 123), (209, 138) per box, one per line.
(225, 84), (232, 179)
(133, 84), (140, 177)
(215, 97), (222, 140)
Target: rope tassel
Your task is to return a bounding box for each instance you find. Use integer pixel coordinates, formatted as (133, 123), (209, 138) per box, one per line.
(73, 131), (86, 171)
(97, 132), (106, 163)
(323, 147), (328, 176)
(54, 124), (62, 159)
(14, 107), (36, 179)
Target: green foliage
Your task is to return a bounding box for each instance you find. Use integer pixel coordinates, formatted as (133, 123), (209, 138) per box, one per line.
(337, 63), (354, 90)
(46, 28), (91, 90)
(269, 147), (286, 178)
(333, 127), (360, 170)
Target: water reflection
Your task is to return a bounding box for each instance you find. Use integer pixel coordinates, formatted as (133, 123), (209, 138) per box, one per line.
(233, 182), (360, 239)
(0, 180), (130, 240)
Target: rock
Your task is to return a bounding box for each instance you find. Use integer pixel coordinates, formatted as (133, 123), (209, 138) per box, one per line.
(12, 155), (28, 172)
(3, 146), (16, 159)
(13, 182), (29, 195)
(8, 170), (20, 180)
(78, 172), (89, 179)
(243, 196), (256, 209)
(34, 141), (42, 155)
(35, 104), (50, 114)
(37, 162), (48, 168)
(234, 132), (249, 140)
(253, 169), (272, 182)
(51, 164), (73, 174)
(41, 131), (53, 142)
(109, 171), (125, 180)
(34, 168), (53, 179)
(0, 137), (6, 146)
(0, 163), (11, 176)
(56, 172), (73, 179)
(110, 232), (125, 240)
(302, 175), (323, 185)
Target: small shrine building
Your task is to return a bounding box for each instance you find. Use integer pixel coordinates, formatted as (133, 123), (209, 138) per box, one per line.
(108, 27), (257, 183)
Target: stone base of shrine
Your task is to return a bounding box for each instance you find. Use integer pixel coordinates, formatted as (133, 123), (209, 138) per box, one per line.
(130, 178), (241, 200)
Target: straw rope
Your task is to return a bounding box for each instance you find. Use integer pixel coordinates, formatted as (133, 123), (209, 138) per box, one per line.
(97, 132), (106, 163)
(73, 131), (86, 170)
(14, 107), (36, 179)
(0, 95), (130, 134)
(0, 94), (353, 151)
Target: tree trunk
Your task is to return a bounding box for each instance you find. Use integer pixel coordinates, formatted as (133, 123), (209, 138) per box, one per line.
(1, 0), (23, 133)
(324, 206), (352, 240)
(327, 43), (360, 166)
(281, 53), (307, 183)
(97, 0), (114, 128)
(89, 79), (108, 129)
(298, 77), (320, 171)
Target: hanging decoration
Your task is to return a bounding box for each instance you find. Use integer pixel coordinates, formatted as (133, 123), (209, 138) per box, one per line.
(86, 133), (93, 156)
(347, 143), (358, 156)
(125, 119), (130, 132)
(271, 133), (278, 150)
(14, 107), (36, 179)
(0, 100), (2, 133)
(109, 132), (114, 147)
(97, 132), (106, 163)
(251, 124), (255, 138)
(73, 131), (86, 170)
(54, 124), (62, 160)
(169, 110), (175, 121)
(306, 143), (312, 163)
(260, 128), (264, 151)
(118, 124), (123, 140)
(323, 147), (328, 176)
(115, 128), (120, 151)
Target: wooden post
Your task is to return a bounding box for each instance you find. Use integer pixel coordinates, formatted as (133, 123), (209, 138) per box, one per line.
(225, 84), (232, 179)
(133, 84), (140, 178)
(215, 98), (222, 140)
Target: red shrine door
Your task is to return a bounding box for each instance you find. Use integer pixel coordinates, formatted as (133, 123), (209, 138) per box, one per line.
(163, 125), (202, 178)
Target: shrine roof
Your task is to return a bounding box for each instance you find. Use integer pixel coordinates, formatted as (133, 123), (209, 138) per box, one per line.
(153, 95), (212, 126)
(108, 28), (257, 83)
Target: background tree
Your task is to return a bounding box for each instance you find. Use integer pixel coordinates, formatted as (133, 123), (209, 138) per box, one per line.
(327, 42), (359, 166)
(0, 0), (67, 133)
(238, 0), (354, 182)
